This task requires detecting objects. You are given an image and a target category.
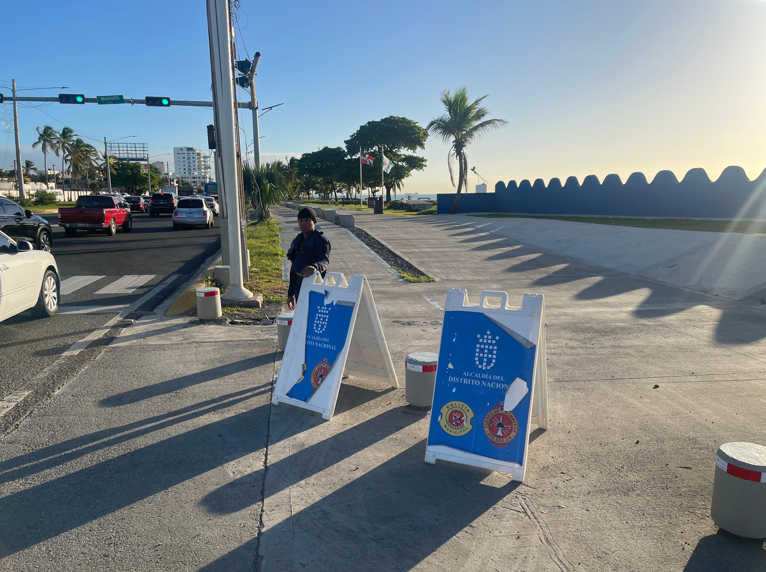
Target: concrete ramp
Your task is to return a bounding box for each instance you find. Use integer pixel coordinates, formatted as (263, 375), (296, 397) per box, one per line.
(459, 215), (766, 300)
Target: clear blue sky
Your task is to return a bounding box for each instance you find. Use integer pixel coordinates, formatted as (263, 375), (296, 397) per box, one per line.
(3, 0), (765, 195)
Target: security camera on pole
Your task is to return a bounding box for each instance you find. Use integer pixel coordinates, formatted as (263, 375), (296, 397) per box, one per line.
(206, 0), (253, 301)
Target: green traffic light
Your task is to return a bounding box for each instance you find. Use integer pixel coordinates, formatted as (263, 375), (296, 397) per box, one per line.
(76, 95), (83, 103)
(161, 98), (169, 106)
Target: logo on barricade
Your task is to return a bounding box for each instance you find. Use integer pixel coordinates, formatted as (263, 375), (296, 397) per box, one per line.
(313, 303), (331, 334)
(483, 402), (518, 447)
(439, 401), (474, 436)
(475, 331), (499, 370)
(311, 358), (332, 390)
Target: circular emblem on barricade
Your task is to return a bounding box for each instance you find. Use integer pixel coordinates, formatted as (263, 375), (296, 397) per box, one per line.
(311, 358), (332, 390)
(439, 401), (474, 437)
(483, 402), (518, 447)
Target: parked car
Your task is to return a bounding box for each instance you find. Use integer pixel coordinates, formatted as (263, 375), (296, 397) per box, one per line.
(0, 230), (59, 322)
(203, 196), (219, 216)
(126, 196), (148, 213)
(173, 198), (214, 230)
(0, 197), (54, 252)
(58, 195), (133, 237)
(149, 192), (178, 217)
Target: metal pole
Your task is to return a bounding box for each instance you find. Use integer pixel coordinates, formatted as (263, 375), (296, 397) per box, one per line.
(248, 52), (261, 169)
(359, 146), (363, 207)
(12, 80), (24, 201)
(207, 0), (252, 300)
(380, 144), (385, 203)
(104, 137), (113, 194)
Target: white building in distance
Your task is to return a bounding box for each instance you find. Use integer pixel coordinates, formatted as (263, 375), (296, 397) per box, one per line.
(173, 147), (212, 187)
(151, 161), (169, 176)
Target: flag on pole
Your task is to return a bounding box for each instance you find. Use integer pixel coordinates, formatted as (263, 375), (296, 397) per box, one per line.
(360, 153), (375, 166)
(382, 155), (394, 174)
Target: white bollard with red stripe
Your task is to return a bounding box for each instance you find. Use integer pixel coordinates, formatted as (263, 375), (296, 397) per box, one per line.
(405, 352), (438, 409)
(711, 442), (766, 538)
(196, 287), (222, 321)
(276, 311), (294, 351)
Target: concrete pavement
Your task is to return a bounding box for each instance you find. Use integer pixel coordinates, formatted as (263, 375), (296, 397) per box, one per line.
(1, 207), (765, 570)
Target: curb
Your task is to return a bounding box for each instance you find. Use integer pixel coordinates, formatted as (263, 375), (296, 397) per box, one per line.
(161, 249), (222, 317)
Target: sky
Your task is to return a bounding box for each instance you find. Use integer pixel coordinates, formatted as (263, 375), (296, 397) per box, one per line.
(2, 0), (766, 196)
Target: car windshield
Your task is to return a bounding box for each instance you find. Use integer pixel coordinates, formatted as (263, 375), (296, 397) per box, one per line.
(204, 197), (215, 202)
(76, 196), (115, 208)
(152, 193), (174, 200)
(178, 199), (204, 209)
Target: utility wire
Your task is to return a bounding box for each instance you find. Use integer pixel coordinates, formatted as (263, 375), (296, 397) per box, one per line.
(27, 106), (103, 144)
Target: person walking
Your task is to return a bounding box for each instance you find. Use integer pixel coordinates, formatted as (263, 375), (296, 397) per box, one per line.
(286, 207), (331, 310)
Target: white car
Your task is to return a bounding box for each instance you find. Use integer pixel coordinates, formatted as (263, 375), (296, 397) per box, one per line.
(173, 197), (214, 230)
(203, 196), (219, 216)
(0, 231), (60, 323)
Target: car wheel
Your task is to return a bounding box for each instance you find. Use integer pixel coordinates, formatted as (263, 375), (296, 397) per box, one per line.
(65, 228), (77, 238)
(122, 216), (133, 232)
(36, 229), (52, 252)
(32, 269), (59, 318)
(106, 218), (117, 236)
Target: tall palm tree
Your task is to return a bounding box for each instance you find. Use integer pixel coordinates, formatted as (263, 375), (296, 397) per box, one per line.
(426, 87), (507, 214)
(56, 126), (77, 188)
(68, 139), (98, 191)
(24, 160), (36, 176)
(32, 125), (60, 188)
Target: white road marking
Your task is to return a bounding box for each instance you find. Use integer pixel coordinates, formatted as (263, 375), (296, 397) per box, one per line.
(62, 274), (179, 357)
(60, 276), (105, 296)
(0, 391), (31, 420)
(421, 295), (444, 311)
(58, 305), (131, 315)
(95, 275), (155, 295)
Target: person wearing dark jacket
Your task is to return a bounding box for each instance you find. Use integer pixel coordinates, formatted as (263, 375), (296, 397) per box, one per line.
(286, 207), (331, 310)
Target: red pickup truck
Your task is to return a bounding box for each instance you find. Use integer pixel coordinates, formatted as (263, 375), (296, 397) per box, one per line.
(58, 195), (133, 237)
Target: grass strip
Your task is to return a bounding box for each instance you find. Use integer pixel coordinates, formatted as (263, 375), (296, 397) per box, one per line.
(470, 213), (766, 234)
(245, 218), (288, 303)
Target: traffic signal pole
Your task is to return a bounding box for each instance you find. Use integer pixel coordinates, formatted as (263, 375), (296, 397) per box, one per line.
(248, 53), (261, 169)
(11, 80), (24, 201)
(104, 137), (112, 194)
(207, 0), (252, 301)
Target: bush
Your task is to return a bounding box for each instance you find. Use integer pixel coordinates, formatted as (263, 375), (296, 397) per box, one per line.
(34, 191), (59, 205)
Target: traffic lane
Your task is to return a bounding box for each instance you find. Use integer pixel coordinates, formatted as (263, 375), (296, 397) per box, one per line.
(46, 212), (220, 279)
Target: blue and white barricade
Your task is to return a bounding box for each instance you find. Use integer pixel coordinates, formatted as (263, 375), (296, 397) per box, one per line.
(425, 290), (548, 481)
(273, 272), (398, 420)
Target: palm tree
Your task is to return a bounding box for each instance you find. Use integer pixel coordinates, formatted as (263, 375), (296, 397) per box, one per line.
(56, 126), (77, 188)
(68, 139), (98, 191)
(32, 125), (60, 188)
(426, 87), (507, 214)
(24, 160), (36, 176)
(242, 161), (288, 220)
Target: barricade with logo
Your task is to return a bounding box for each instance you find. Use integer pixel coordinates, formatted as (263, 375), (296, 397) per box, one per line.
(425, 289), (548, 481)
(273, 272), (398, 420)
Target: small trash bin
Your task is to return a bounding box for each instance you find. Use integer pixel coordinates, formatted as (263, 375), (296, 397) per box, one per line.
(197, 287), (222, 321)
(373, 197), (383, 214)
(405, 352), (438, 408)
(711, 442), (766, 538)
(276, 311), (294, 351)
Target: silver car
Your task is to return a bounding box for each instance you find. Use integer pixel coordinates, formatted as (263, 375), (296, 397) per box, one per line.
(203, 196), (219, 216)
(173, 198), (214, 230)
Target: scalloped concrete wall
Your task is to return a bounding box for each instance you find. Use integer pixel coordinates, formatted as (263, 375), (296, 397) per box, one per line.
(436, 167), (766, 218)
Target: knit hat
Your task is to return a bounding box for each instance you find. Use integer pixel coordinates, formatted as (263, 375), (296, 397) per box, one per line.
(297, 207), (317, 223)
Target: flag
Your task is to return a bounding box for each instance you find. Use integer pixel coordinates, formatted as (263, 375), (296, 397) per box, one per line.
(360, 153), (375, 166)
(382, 155), (394, 174)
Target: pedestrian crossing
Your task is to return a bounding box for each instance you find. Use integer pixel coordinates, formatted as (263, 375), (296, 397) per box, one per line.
(61, 275), (156, 297)
(58, 274), (178, 316)
(60, 276), (105, 296)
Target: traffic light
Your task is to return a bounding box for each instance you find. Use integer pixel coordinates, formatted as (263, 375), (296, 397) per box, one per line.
(0, 94), (3, 104)
(59, 94), (85, 104)
(207, 125), (216, 150)
(145, 96), (170, 107)
(235, 60), (252, 75)
(236, 76), (250, 89)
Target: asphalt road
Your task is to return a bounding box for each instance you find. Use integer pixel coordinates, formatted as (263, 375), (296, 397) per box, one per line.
(0, 210), (221, 402)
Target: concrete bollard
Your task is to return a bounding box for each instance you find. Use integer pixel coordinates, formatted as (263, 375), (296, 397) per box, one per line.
(196, 287), (222, 321)
(214, 265), (231, 286)
(323, 209), (336, 223)
(711, 442), (766, 538)
(276, 311), (294, 351)
(405, 352), (438, 408)
(335, 214), (354, 228)
(315, 207), (325, 219)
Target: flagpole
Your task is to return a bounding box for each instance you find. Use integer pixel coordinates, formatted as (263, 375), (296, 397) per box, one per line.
(380, 144), (385, 203)
(359, 146), (363, 207)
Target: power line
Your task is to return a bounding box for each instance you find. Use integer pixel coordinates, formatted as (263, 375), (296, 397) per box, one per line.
(27, 105), (103, 144)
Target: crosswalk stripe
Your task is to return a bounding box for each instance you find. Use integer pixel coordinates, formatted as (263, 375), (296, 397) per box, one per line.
(60, 276), (105, 296)
(94, 275), (156, 295)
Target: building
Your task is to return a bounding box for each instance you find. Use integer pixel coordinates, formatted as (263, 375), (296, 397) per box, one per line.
(151, 161), (169, 176)
(173, 147), (212, 187)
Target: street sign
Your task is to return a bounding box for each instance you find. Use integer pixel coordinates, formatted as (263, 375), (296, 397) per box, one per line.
(205, 182), (218, 194)
(273, 273), (398, 420)
(425, 290), (548, 481)
(97, 95), (125, 105)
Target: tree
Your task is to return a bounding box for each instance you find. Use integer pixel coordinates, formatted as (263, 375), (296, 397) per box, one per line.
(56, 126), (77, 187)
(426, 87), (507, 214)
(345, 116), (428, 201)
(23, 160), (36, 176)
(297, 147), (348, 202)
(243, 161), (288, 220)
(110, 161), (162, 193)
(32, 125), (60, 188)
(68, 139), (98, 191)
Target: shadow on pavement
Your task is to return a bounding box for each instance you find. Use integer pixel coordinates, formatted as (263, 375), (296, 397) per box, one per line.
(684, 530), (766, 571)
